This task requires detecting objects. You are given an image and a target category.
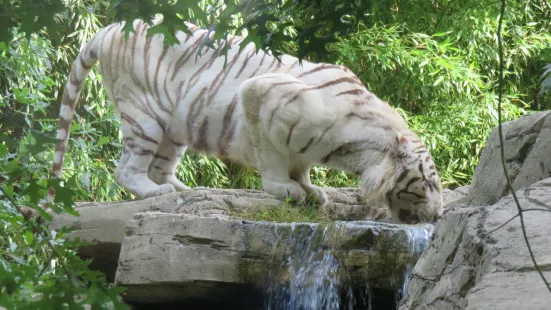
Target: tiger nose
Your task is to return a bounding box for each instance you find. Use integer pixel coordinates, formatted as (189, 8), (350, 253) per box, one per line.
(398, 209), (419, 224)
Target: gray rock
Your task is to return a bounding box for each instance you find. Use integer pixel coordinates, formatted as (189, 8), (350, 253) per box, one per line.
(468, 111), (551, 205)
(398, 177), (551, 310)
(50, 186), (461, 242)
(453, 185), (470, 197)
(114, 213), (433, 303)
(443, 185), (470, 209)
(49, 187), (452, 301)
(48, 187), (460, 305)
(50, 188), (392, 241)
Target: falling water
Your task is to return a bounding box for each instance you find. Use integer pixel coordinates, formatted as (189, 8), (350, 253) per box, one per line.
(265, 223), (344, 310)
(263, 221), (434, 310)
(399, 224), (434, 300)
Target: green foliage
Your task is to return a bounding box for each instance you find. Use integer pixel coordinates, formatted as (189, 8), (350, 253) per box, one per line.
(1, 0), (67, 44)
(326, 1), (550, 187)
(1, 0), (128, 202)
(108, 0), (377, 62)
(1, 1), (128, 308)
(0, 130), (127, 309)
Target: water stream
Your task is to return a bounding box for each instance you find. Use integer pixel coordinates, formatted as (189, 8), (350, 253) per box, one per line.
(263, 221), (434, 310)
(399, 224), (434, 300)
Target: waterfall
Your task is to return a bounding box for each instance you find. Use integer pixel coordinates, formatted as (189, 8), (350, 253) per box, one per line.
(263, 221), (434, 310)
(399, 224), (434, 300)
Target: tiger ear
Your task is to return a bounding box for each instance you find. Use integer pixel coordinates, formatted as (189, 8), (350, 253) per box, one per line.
(396, 132), (408, 145)
(396, 132), (412, 148)
(394, 132), (410, 156)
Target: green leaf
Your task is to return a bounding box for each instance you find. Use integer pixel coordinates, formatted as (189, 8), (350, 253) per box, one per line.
(21, 179), (46, 206)
(97, 136), (111, 147)
(147, 23), (180, 46)
(27, 130), (58, 155)
(51, 183), (75, 210)
(18, 0), (67, 44)
(0, 144), (8, 158)
(1, 184), (16, 199)
(24, 231), (35, 245)
(433, 76), (445, 86)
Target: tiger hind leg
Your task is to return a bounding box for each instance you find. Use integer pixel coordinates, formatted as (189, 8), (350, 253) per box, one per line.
(256, 145), (307, 204)
(114, 110), (175, 199)
(148, 134), (189, 191)
(239, 75), (307, 204)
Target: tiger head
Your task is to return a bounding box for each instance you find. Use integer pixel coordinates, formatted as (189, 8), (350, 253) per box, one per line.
(360, 132), (444, 225)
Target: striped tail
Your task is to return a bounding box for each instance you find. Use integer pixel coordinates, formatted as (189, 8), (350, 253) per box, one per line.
(47, 36), (100, 204)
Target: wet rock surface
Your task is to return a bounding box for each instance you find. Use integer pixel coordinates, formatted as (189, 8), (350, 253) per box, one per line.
(47, 184), (493, 308)
(50, 187), (392, 243)
(49, 188), (441, 307)
(115, 214), (431, 303)
(49, 188), (390, 284)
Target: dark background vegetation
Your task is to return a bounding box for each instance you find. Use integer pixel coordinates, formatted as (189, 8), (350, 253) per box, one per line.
(1, 0), (550, 308)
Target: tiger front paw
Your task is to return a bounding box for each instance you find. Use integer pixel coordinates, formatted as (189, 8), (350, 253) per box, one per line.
(303, 184), (328, 206)
(263, 179), (307, 204)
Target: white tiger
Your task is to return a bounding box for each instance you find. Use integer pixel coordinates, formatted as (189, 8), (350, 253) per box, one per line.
(51, 18), (444, 224)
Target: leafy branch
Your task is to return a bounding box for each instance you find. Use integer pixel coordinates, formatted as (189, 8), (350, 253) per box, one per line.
(0, 133), (127, 309)
(107, 0), (377, 63)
